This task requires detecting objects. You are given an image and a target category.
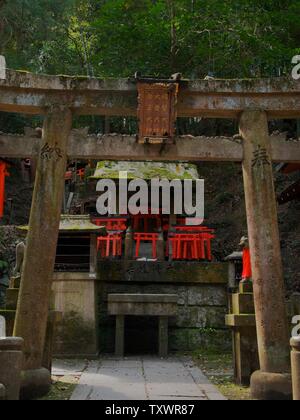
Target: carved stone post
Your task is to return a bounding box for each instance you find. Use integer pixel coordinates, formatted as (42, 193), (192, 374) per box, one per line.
(14, 106), (72, 399)
(240, 110), (292, 400)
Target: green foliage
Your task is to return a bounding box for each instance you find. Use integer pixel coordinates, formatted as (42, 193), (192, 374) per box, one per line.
(0, 0), (82, 73)
(0, 0), (299, 79)
(0, 260), (8, 272)
(89, 0), (299, 78)
(0, 260), (8, 308)
(0, 1), (299, 132)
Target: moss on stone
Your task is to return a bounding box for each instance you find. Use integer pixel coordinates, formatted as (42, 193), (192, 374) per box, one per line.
(54, 311), (96, 355)
(169, 327), (231, 352)
(91, 161), (199, 181)
(99, 261), (228, 284)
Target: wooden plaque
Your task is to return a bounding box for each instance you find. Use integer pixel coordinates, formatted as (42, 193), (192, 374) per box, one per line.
(137, 82), (178, 144)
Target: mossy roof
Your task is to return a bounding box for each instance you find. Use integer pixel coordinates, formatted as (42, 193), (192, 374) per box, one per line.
(90, 161), (199, 180)
(18, 216), (106, 232)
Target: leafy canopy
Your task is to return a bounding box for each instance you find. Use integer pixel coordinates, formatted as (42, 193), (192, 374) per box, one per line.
(0, 0), (299, 79)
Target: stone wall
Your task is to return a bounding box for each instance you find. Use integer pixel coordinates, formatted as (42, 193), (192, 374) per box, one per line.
(97, 261), (231, 354)
(48, 263), (300, 357)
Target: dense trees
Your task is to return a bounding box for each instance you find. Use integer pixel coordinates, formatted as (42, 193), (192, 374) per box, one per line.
(0, 0), (299, 134)
(0, 0), (299, 79)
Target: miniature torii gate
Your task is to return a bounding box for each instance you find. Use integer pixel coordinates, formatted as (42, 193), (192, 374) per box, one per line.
(1, 69), (300, 400)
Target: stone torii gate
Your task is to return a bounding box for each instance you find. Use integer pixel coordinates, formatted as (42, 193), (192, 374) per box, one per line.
(1, 70), (300, 399)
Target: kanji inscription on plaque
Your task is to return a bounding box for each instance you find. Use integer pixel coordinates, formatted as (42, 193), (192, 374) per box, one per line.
(137, 82), (178, 144)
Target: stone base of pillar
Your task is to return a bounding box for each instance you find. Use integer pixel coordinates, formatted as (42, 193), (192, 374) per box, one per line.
(20, 368), (51, 400)
(0, 384), (6, 400)
(225, 290), (259, 386)
(251, 370), (292, 400)
(0, 337), (24, 400)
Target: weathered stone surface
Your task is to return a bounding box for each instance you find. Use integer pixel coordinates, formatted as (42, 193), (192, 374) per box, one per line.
(187, 285), (227, 306)
(5, 288), (19, 310)
(70, 357), (226, 401)
(195, 307), (227, 329)
(52, 278), (99, 356)
(108, 294), (178, 316)
(2, 132), (299, 163)
(232, 293), (255, 314)
(0, 70), (300, 119)
(42, 311), (62, 371)
(0, 337), (24, 400)
(101, 283), (188, 305)
(169, 328), (231, 352)
(97, 262), (228, 353)
(99, 261), (228, 284)
(13, 106), (72, 400)
(241, 110), (291, 382)
(251, 371), (292, 401)
(287, 294), (300, 318)
(225, 314), (256, 327)
(20, 368), (51, 400)
(108, 293), (178, 304)
(227, 291), (259, 386)
(177, 306), (227, 329)
(54, 312), (97, 357)
(108, 301), (178, 317)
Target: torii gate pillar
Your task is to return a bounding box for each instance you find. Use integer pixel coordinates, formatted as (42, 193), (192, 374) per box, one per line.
(240, 110), (292, 400)
(13, 106), (72, 399)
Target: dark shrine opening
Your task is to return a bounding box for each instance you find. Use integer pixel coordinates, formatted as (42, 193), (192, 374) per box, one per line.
(123, 316), (159, 355)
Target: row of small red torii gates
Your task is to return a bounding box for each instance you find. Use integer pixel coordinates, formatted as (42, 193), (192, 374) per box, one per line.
(0, 70), (300, 400)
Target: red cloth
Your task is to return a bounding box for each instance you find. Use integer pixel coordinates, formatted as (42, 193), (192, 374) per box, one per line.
(242, 247), (252, 279)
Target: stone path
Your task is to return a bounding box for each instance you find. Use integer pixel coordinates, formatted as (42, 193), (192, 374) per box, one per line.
(69, 356), (226, 401)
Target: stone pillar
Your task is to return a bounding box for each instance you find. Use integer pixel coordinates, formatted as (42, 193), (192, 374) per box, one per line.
(158, 316), (168, 358)
(291, 337), (300, 400)
(0, 337), (24, 400)
(240, 110), (292, 400)
(115, 315), (125, 357)
(14, 106), (72, 399)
